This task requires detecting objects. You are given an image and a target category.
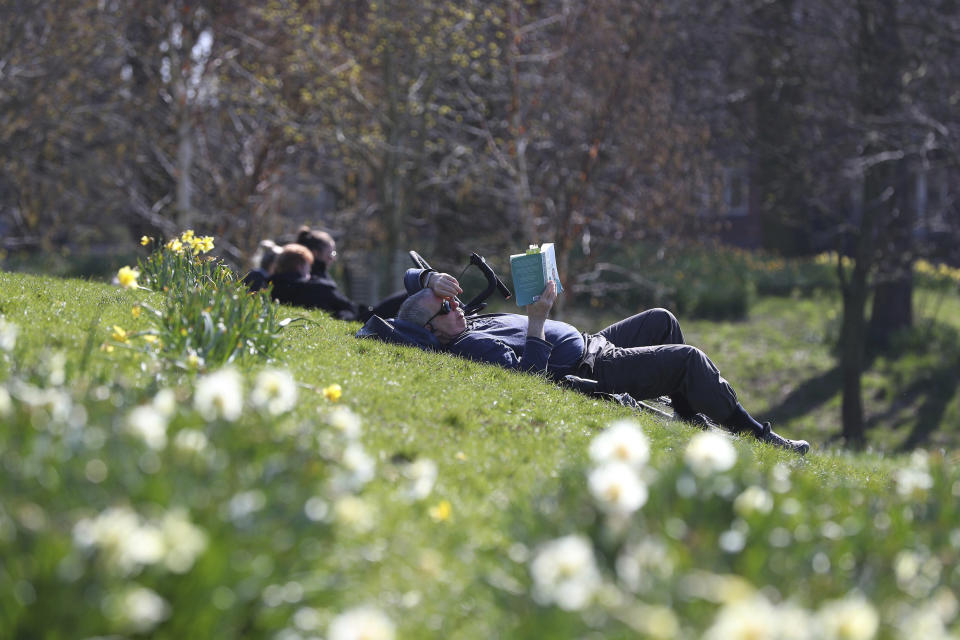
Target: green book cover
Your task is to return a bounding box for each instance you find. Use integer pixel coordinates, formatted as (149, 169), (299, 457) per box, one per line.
(509, 243), (563, 306)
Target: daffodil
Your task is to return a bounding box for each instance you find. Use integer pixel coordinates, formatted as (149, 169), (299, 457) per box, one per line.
(142, 334), (159, 345)
(428, 500), (451, 522)
(165, 238), (183, 254)
(323, 383), (343, 402)
(111, 325), (129, 343)
(140, 235), (152, 246)
(117, 266), (140, 289)
(131, 305), (142, 319)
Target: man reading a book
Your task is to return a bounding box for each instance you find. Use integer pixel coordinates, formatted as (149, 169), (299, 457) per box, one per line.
(396, 269), (809, 454)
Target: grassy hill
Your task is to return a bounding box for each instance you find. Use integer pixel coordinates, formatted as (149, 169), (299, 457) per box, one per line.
(1, 265), (959, 639)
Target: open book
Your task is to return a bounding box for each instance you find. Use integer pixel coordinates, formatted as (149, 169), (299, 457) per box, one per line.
(509, 243), (564, 306)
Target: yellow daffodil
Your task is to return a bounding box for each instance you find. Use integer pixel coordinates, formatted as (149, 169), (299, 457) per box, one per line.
(111, 325), (129, 343)
(428, 500), (451, 522)
(100, 343), (115, 353)
(117, 266), (140, 289)
(180, 229), (196, 243)
(131, 305), (142, 319)
(197, 235), (214, 253)
(323, 383), (343, 402)
(166, 238), (183, 254)
(140, 235), (152, 246)
(142, 334), (159, 344)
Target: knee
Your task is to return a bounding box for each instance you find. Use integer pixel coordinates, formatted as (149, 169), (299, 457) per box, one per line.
(649, 307), (682, 338)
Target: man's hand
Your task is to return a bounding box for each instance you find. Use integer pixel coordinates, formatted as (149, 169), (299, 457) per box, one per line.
(427, 272), (463, 299)
(526, 280), (557, 340)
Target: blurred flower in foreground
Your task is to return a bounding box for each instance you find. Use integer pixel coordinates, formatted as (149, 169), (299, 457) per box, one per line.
(159, 508), (208, 573)
(328, 406), (362, 439)
(403, 458), (438, 501)
(684, 431), (737, 476)
(333, 443), (376, 491)
(703, 593), (783, 640)
(131, 305), (142, 319)
(429, 499), (452, 522)
(103, 585), (170, 634)
(0, 316), (19, 351)
(251, 368), (298, 415)
(588, 461), (648, 516)
(323, 383), (343, 402)
(334, 496), (376, 533)
(734, 486), (774, 517)
(126, 405), (168, 450)
(589, 419), (650, 470)
(893, 451), (933, 497)
(530, 534), (601, 611)
(816, 593), (879, 640)
(328, 606), (395, 640)
(111, 325), (129, 343)
(117, 266), (140, 289)
(194, 368), (243, 421)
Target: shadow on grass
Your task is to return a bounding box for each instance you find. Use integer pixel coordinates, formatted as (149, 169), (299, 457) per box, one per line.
(764, 365), (842, 425)
(864, 358), (960, 452)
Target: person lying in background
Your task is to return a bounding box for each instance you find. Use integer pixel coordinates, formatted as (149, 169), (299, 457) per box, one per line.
(242, 239), (283, 293)
(294, 226), (407, 321)
(267, 241), (408, 323)
(396, 269), (810, 454)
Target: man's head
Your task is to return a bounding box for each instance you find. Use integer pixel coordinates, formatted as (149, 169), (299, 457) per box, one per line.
(296, 226), (337, 265)
(274, 243), (314, 278)
(397, 289), (466, 344)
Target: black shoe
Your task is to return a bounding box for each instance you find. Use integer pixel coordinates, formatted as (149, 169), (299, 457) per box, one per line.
(760, 422), (810, 455)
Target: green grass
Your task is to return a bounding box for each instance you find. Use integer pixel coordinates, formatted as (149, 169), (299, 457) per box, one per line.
(2, 270), (959, 639)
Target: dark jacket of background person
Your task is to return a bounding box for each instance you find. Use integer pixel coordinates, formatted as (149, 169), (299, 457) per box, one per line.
(268, 271), (360, 320)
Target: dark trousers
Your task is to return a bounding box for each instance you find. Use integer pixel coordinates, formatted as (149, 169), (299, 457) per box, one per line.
(591, 308), (740, 423)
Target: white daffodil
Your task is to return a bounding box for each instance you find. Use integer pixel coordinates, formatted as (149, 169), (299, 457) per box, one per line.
(588, 461), (648, 516)
(816, 593), (879, 640)
(333, 496), (376, 533)
(328, 606), (395, 640)
(684, 431), (737, 476)
(173, 428), (209, 454)
(335, 443), (376, 491)
(251, 368), (298, 415)
(113, 586), (170, 633)
(159, 508), (207, 573)
(0, 316), (19, 351)
(126, 405), (168, 450)
(530, 534), (602, 611)
(194, 368), (243, 421)
(704, 593), (782, 640)
(734, 485), (774, 517)
(403, 458), (438, 501)
(328, 406), (362, 439)
(152, 388), (177, 418)
(73, 506), (164, 576)
(589, 419), (650, 469)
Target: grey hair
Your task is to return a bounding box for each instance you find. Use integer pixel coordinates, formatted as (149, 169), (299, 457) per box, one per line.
(397, 289), (437, 326)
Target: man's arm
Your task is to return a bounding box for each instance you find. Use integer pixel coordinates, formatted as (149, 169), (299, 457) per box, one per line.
(526, 280), (557, 341)
(403, 268), (462, 298)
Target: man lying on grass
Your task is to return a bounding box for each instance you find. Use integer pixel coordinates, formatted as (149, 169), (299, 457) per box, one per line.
(397, 269), (810, 455)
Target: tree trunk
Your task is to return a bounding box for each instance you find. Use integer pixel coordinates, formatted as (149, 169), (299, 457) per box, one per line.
(840, 0), (902, 446)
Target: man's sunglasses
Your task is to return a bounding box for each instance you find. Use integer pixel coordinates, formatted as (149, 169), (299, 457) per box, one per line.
(424, 299), (452, 330)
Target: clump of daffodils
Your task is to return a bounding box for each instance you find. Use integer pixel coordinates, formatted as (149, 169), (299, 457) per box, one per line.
(73, 505), (207, 576)
(164, 229), (215, 255)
